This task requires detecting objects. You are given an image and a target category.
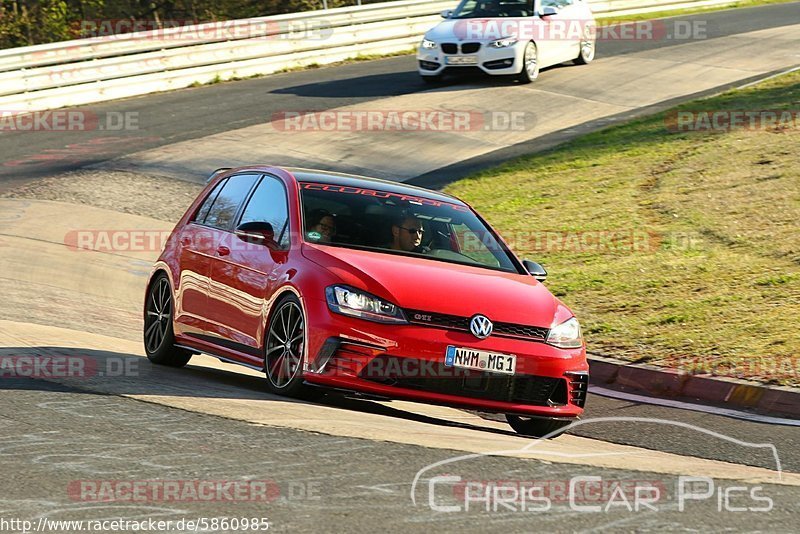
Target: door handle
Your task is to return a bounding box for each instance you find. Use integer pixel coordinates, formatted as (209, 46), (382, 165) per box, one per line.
(216, 245), (230, 256)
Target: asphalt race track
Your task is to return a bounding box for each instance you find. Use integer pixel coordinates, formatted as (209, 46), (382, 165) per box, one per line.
(2, 3), (800, 186)
(1, 3), (799, 532)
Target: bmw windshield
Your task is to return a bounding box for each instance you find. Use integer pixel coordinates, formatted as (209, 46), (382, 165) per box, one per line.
(299, 182), (521, 273)
(450, 0), (535, 18)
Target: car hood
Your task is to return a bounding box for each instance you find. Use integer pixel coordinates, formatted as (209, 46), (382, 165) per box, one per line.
(302, 244), (565, 328)
(425, 17), (533, 43)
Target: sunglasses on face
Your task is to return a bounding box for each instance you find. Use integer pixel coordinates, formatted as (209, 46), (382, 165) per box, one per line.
(400, 226), (424, 236)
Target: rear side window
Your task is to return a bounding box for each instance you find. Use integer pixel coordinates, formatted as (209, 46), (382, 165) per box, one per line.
(202, 174), (259, 230)
(194, 178), (227, 223)
(239, 175), (291, 249)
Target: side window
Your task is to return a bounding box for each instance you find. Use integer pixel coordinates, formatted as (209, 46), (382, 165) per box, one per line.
(451, 222), (502, 267)
(194, 178), (227, 223)
(542, 0), (570, 8)
(239, 175), (290, 249)
(203, 174), (259, 230)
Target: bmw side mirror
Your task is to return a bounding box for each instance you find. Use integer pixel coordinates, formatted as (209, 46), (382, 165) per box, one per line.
(523, 260), (547, 282)
(540, 6), (559, 16)
(441, 9), (453, 18)
(235, 221), (275, 245)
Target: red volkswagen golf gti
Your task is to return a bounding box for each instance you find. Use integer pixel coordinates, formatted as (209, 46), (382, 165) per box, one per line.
(144, 166), (588, 436)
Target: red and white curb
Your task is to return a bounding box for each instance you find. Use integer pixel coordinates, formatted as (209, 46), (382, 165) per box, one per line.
(589, 354), (800, 422)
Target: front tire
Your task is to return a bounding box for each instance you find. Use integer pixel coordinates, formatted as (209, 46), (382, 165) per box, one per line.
(574, 24), (596, 65)
(516, 41), (539, 83)
(264, 294), (311, 398)
(506, 414), (573, 438)
(144, 274), (193, 367)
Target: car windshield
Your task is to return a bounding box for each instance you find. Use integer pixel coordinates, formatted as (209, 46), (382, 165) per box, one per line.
(299, 182), (520, 273)
(451, 0), (534, 18)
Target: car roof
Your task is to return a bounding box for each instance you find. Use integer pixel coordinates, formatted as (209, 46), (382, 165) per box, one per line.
(275, 167), (467, 206)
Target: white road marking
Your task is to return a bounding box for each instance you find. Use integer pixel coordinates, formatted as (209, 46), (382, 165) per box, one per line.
(736, 65), (800, 89)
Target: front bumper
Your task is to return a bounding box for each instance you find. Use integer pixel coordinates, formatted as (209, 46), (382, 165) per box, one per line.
(417, 41), (522, 76)
(302, 297), (588, 418)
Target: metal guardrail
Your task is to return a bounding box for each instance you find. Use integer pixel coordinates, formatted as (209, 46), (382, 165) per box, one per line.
(0, 0), (736, 114)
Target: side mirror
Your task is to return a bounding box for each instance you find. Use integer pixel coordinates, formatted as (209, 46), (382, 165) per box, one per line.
(235, 221), (274, 245)
(441, 9), (454, 18)
(540, 6), (559, 16)
(523, 260), (547, 282)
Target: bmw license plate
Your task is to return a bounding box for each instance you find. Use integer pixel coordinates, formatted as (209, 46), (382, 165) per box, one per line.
(445, 56), (478, 65)
(445, 346), (516, 375)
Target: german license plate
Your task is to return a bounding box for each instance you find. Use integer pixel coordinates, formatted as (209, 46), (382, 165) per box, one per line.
(445, 345), (516, 375)
(445, 56), (478, 65)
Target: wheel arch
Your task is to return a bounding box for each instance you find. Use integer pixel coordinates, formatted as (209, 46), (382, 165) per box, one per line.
(144, 263), (175, 314)
(260, 284), (310, 371)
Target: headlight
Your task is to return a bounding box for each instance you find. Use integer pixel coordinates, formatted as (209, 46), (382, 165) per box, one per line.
(489, 37), (518, 48)
(546, 317), (583, 349)
(421, 38), (437, 49)
(326, 286), (407, 324)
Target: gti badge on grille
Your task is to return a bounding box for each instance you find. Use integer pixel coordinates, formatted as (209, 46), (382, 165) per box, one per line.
(469, 314), (493, 339)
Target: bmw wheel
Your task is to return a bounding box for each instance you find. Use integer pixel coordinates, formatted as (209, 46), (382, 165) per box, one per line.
(516, 41), (539, 83)
(506, 414), (573, 438)
(574, 24), (596, 65)
(144, 274), (193, 367)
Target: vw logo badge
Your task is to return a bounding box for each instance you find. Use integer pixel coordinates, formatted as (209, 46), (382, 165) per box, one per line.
(469, 314), (493, 339)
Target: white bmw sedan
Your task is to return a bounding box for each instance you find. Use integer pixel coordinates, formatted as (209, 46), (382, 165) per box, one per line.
(417, 0), (596, 83)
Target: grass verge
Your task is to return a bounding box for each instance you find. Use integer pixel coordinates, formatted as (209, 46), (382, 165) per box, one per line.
(444, 70), (800, 386)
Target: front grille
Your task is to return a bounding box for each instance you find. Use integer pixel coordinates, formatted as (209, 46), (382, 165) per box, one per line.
(493, 322), (548, 341)
(513, 375), (566, 405)
(441, 43), (458, 54)
(405, 309), (549, 342)
(360, 354), (567, 406)
(408, 310), (468, 330)
(461, 42), (481, 54)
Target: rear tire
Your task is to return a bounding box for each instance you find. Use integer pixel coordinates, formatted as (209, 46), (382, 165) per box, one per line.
(264, 294), (314, 398)
(506, 414), (573, 438)
(144, 274), (193, 368)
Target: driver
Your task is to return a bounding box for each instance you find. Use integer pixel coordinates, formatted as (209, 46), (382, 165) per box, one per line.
(390, 213), (429, 253)
(307, 209), (337, 243)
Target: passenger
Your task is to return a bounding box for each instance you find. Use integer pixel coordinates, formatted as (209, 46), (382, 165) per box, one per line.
(390, 214), (429, 253)
(308, 209), (337, 243)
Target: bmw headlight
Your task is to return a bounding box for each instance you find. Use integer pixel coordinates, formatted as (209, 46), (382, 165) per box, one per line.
(326, 286), (407, 324)
(489, 37), (518, 48)
(421, 38), (437, 49)
(546, 317), (583, 349)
